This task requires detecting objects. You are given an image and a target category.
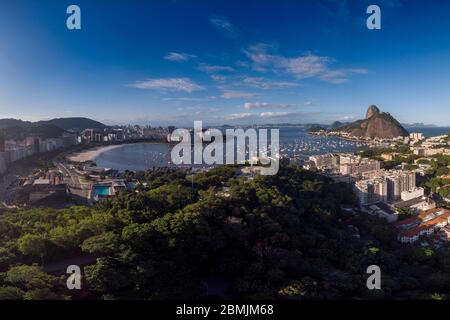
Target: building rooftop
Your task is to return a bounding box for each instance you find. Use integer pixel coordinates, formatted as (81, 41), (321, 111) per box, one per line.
(393, 197), (430, 209)
(397, 209), (450, 239)
(33, 179), (50, 185)
(395, 208), (450, 228)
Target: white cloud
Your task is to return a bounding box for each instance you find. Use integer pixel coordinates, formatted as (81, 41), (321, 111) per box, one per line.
(164, 52), (196, 62)
(339, 115), (356, 121)
(349, 68), (369, 74)
(304, 100), (315, 106)
(244, 44), (367, 84)
(210, 74), (228, 83)
(209, 16), (237, 37)
(225, 113), (253, 120)
(244, 102), (293, 110)
(260, 111), (291, 118)
(225, 111), (308, 122)
(198, 63), (235, 73)
(242, 77), (298, 89)
(162, 96), (214, 102)
(222, 91), (256, 99)
(318, 69), (353, 84)
(130, 78), (204, 93)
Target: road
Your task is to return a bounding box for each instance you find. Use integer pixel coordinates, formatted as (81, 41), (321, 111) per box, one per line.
(54, 160), (92, 205)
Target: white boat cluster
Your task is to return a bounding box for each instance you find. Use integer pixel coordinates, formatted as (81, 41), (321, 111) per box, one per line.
(278, 137), (366, 158)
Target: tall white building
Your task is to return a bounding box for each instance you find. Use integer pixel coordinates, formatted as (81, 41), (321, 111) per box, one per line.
(355, 177), (388, 205)
(309, 154), (339, 170)
(386, 170), (416, 201)
(401, 187), (425, 202)
(355, 170), (417, 205)
(340, 159), (380, 176)
(409, 133), (424, 141)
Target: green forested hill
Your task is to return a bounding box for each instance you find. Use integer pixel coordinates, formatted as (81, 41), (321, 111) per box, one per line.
(40, 117), (106, 130)
(0, 124), (65, 140)
(0, 117), (107, 140)
(0, 166), (449, 300)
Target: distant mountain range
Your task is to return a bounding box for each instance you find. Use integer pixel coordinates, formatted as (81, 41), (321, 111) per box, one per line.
(401, 123), (442, 128)
(333, 105), (409, 139)
(0, 117), (107, 140)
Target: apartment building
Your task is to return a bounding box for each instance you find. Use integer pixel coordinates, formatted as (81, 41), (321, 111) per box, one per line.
(309, 153), (339, 170)
(340, 159), (380, 176)
(355, 177), (388, 205)
(409, 132), (424, 141)
(401, 187), (425, 201)
(385, 170), (416, 201)
(355, 170), (417, 205)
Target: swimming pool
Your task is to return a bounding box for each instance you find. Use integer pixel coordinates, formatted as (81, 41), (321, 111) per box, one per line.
(93, 186), (112, 197)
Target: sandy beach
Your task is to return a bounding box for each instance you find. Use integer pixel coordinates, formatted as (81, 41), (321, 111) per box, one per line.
(68, 145), (125, 162)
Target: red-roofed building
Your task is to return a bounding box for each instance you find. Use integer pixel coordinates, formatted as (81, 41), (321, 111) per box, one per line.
(397, 208), (450, 243)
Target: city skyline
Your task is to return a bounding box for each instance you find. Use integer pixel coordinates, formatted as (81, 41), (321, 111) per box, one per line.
(1, 0), (450, 126)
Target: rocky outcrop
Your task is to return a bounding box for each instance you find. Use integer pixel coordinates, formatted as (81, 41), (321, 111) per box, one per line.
(334, 105), (409, 139)
(366, 105), (380, 119)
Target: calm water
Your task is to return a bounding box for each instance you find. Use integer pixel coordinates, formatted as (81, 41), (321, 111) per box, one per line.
(94, 127), (449, 172)
(408, 127), (450, 137)
(94, 143), (171, 172)
(94, 128), (366, 172)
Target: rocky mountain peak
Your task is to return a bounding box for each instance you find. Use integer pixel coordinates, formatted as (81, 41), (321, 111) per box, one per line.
(366, 105), (380, 119)
(334, 105), (409, 139)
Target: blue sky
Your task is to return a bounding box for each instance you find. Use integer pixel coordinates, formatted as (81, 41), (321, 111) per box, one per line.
(0, 0), (450, 126)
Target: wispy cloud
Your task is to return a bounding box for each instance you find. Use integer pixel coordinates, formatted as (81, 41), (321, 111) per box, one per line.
(210, 74), (228, 83)
(224, 111), (320, 122)
(222, 91), (256, 99)
(164, 52), (196, 62)
(338, 115), (357, 121)
(162, 96), (215, 102)
(242, 77), (298, 89)
(130, 78), (204, 93)
(225, 113), (253, 121)
(260, 111), (292, 118)
(198, 63), (235, 73)
(244, 102), (293, 110)
(244, 43), (367, 84)
(303, 100), (316, 106)
(209, 16), (237, 37)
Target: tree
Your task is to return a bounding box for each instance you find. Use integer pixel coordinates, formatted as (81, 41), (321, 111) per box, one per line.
(4, 265), (56, 290)
(0, 286), (24, 300)
(17, 234), (51, 261)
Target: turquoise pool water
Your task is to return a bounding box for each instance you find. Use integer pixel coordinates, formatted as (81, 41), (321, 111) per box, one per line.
(93, 186), (111, 197)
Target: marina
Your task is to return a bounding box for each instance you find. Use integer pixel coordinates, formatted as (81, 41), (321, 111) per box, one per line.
(89, 128), (369, 172)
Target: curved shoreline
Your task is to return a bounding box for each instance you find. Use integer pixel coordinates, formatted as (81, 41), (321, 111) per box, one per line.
(68, 145), (126, 162)
(67, 142), (171, 163)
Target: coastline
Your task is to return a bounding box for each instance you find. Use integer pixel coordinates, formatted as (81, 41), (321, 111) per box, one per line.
(67, 141), (170, 163)
(68, 145), (125, 162)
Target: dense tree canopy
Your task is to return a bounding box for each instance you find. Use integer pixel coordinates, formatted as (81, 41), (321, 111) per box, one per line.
(0, 165), (449, 300)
